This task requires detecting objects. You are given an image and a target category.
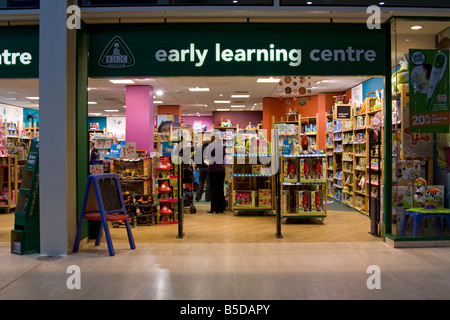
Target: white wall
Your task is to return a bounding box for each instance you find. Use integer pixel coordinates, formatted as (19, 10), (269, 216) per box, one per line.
(0, 104), (24, 125)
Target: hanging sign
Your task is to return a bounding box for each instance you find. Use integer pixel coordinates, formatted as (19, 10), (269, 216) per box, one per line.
(334, 104), (351, 119)
(409, 49), (449, 133)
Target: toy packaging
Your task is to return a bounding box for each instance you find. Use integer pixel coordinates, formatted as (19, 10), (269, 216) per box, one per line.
(258, 189), (272, 208)
(233, 190), (256, 207)
(297, 190), (311, 213)
(283, 158), (299, 183)
(413, 185), (444, 208)
(311, 190), (324, 212)
(281, 190), (290, 214)
(300, 157), (326, 182)
(394, 160), (421, 185)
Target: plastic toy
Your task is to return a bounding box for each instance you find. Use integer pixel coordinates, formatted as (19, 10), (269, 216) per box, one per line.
(156, 157), (173, 170)
(160, 204), (173, 214)
(158, 181), (172, 192)
(301, 133), (309, 153)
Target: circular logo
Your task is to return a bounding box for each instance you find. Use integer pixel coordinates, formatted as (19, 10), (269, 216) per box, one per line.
(411, 51), (426, 66)
(298, 98), (307, 106)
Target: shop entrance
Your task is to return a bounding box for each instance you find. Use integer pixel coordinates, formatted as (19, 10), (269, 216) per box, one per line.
(78, 22), (389, 244)
(86, 74), (385, 243)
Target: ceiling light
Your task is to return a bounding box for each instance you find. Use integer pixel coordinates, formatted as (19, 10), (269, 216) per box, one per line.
(105, 109), (120, 112)
(306, 1), (312, 4)
(26, 97), (39, 100)
(379, 2), (384, 5)
(217, 109), (230, 111)
(231, 95), (250, 98)
(154, 101), (163, 104)
(88, 102), (97, 105)
(155, 90), (164, 96)
(214, 100), (231, 104)
(123, 106), (126, 108)
(231, 105), (246, 108)
(257, 77), (281, 83)
(411, 25), (423, 30)
(189, 87), (210, 92)
(89, 113), (102, 116)
(110, 79), (135, 84)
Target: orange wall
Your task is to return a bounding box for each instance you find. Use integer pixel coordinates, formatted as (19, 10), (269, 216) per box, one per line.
(158, 105), (182, 120)
(262, 93), (344, 149)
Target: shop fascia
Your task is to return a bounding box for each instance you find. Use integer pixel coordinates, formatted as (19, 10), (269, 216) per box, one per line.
(155, 43), (378, 68)
(0, 49), (32, 65)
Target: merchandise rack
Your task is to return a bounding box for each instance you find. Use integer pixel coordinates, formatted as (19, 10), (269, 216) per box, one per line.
(279, 153), (327, 220)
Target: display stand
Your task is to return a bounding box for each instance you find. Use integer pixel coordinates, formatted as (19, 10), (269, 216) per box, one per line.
(11, 141), (39, 255)
(0, 155), (18, 211)
(368, 128), (382, 236)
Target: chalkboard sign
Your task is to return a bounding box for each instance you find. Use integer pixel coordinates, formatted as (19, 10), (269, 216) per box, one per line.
(335, 104), (351, 119)
(98, 177), (123, 212)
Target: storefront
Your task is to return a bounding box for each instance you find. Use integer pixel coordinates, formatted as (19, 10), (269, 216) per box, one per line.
(2, 9), (450, 255)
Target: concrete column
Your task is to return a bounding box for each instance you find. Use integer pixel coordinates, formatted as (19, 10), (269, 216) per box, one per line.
(39, 0), (77, 256)
(126, 86), (154, 155)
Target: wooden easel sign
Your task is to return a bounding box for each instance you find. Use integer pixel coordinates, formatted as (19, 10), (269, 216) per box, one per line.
(73, 174), (135, 256)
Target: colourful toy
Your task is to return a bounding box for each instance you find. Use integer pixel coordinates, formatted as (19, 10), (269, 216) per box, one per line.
(158, 181), (172, 193)
(155, 157), (173, 170)
(414, 185), (444, 209)
(160, 204), (173, 214)
(301, 133), (309, 153)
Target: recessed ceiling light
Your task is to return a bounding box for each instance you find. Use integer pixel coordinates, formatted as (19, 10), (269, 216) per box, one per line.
(123, 106), (126, 108)
(379, 2), (385, 5)
(88, 102), (97, 105)
(154, 101), (163, 104)
(257, 77), (281, 83)
(26, 97), (39, 100)
(231, 95), (250, 98)
(110, 79), (135, 84)
(306, 1), (312, 4)
(214, 100), (231, 104)
(217, 109), (231, 111)
(105, 109), (120, 112)
(155, 90), (164, 96)
(89, 113), (102, 116)
(411, 25), (423, 30)
(189, 87), (210, 92)
(231, 105), (246, 108)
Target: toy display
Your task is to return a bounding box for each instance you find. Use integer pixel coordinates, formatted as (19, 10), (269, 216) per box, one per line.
(300, 157), (326, 182)
(233, 190), (257, 207)
(297, 190), (311, 213)
(258, 189), (272, 208)
(311, 190), (324, 212)
(283, 158), (299, 183)
(394, 160), (421, 185)
(414, 185), (444, 209)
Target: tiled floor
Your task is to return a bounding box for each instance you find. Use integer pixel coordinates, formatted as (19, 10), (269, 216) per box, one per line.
(1, 202), (450, 300)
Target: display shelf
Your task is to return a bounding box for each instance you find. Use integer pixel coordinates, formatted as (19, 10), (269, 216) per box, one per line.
(279, 153), (327, 219)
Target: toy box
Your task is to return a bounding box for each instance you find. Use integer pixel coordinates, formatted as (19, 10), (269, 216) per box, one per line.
(413, 185), (444, 208)
(281, 190), (290, 214)
(394, 160), (421, 185)
(297, 190), (311, 213)
(300, 157), (326, 182)
(258, 189), (272, 208)
(283, 158), (299, 183)
(233, 190), (257, 207)
(311, 190), (324, 212)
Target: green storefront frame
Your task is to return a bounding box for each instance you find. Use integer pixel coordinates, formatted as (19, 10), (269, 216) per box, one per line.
(77, 22), (394, 242)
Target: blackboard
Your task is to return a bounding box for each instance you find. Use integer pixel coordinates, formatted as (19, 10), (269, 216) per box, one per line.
(98, 178), (123, 212)
(335, 104), (351, 119)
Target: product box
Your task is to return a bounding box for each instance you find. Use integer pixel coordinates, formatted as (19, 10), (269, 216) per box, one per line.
(297, 190), (311, 213)
(393, 160), (421, 185)
(413, 185), (445, 208)
(281, 190), (290, 214)
(300, 157), (326, 183)
(258, 189), (272, 208)
(311, 190), (325, 212)
(283, 158), (299, 183)
(233, 190), (256, 207)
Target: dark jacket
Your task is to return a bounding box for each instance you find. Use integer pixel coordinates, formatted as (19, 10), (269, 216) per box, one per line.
(205, 141), (226, 172)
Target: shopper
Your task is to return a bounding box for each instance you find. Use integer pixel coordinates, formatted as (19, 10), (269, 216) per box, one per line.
(194, 140), (210, 202)
(205, 135), (226, 213)
(89, 141), (100, 165)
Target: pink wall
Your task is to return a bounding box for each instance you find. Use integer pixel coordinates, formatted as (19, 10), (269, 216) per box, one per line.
(126, 86), (154, 154)
(183, 116), (213, 131)
(212, 111), (263, 128)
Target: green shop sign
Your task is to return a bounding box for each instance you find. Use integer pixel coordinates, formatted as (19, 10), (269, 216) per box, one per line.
(409, 49), (449, 133)
(0, 26), (39, 78)
(88, 23), (387, 77)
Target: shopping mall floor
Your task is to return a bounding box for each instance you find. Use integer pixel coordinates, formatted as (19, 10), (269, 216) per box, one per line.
(1, 201), (450, 300)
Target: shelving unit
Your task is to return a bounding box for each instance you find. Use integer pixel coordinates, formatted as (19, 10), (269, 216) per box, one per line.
(301, 114), (318, 149)
(279, 154), (327, 220)
(155, 156), (180, 224)
(111, 157), (157, 225)
(325, 112), (334, 198)
(0, 155), (18, 211)
(326, 99), (384, 216)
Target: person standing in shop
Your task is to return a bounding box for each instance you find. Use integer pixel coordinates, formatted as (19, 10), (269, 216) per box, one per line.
(195, 140), (210, 202)
(205, 135), (226, 213)
(89, 141), (100, 165)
